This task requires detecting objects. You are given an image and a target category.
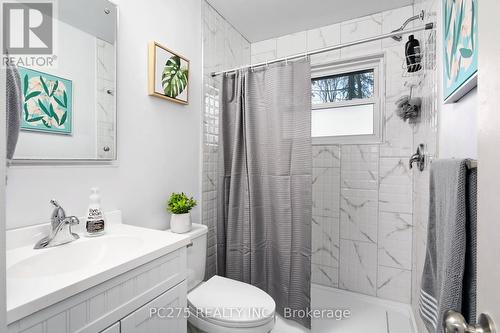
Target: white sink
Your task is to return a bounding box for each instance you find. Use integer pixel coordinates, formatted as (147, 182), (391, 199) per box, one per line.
(8, 235), (144, 278)
(7, 213), (191, 324)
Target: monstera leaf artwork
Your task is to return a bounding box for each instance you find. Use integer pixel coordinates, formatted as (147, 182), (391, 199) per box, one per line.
(19, 67), (73, 134)
(149, 42), (190, 104)
(162, 56), (189, 98)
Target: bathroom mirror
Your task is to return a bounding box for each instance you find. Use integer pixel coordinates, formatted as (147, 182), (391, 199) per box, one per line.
(12, 0), (117, 161)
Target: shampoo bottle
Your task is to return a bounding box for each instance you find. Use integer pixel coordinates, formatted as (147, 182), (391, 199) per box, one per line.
(405, 35), (422, 73)
(85, 187), (106, 236)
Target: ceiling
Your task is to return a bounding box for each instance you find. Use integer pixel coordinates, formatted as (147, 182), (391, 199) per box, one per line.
(206, 0), (414, 42)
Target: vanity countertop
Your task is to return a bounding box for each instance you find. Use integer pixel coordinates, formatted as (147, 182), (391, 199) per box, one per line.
(6, 211), (190, 324)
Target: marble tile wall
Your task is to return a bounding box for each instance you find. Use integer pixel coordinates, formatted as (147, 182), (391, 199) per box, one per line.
(252, 6), (417, 304)
(201, 1), (251, 278)
(312, 146), (341, 287)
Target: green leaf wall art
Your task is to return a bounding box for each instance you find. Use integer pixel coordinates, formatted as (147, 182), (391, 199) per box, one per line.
(149, 41), (190, 105)
(443, 0), (478, 102)
(19, 67), (73, 134)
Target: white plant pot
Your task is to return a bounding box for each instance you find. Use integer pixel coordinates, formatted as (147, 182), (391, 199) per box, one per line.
(170, 212), (192, 233)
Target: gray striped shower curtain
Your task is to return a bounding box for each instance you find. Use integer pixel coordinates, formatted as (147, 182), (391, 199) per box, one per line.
(216, 59), (312, 328)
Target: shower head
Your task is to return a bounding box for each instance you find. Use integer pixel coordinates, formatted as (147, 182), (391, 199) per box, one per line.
(391, 28), (404, 42)
(391, 10), (425, 41)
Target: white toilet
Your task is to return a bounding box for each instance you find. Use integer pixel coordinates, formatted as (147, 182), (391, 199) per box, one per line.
(168, 223), (276, 333)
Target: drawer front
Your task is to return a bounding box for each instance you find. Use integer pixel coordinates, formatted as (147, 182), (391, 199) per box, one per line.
(8, 248), (187, 333)
(121, 281), (187, 333)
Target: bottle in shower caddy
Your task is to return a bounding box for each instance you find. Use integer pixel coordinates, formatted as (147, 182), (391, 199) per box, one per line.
(405, 35), (422, 73)
(85, 187), (106, 236)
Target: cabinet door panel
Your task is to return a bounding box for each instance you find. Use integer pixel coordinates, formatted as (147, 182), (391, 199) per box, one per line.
(120, 281), (187, 333)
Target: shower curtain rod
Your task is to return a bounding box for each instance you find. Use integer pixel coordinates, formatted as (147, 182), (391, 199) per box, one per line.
(211, 22), (434, 77)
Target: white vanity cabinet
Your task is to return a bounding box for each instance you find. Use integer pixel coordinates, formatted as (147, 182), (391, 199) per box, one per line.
(8, 247), (188, 333)
(120, 280), (187, 333)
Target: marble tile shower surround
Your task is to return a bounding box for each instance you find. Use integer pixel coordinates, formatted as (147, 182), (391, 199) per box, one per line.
(201, 1), (251, 279)
(312, 144), (413, 304)
(252, 6), (419, 304)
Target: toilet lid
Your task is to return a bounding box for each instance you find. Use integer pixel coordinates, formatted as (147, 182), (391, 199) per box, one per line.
(188, 275), (276, 328)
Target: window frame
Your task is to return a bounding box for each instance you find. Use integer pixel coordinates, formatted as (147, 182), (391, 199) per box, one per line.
(311, 53), (385, 145)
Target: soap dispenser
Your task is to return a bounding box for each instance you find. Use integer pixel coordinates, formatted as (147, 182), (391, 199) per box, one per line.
(85, 187), (106, 236)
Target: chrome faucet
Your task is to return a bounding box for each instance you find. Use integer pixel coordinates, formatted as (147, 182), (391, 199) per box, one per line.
(34, 200), (80, 249)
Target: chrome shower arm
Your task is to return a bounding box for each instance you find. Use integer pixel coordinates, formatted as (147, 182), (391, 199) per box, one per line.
(391, 10), (425, 41)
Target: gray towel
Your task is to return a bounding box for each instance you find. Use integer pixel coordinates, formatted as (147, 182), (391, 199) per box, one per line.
(419, 159), (477, 332)
(6, 61), (22, 160)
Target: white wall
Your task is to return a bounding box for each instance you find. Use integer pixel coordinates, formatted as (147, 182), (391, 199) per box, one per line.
(439, 88), (477, 159)
(6, 0), (202, 230)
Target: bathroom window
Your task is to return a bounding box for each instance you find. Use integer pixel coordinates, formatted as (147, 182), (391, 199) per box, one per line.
(311, 54), (385, 144)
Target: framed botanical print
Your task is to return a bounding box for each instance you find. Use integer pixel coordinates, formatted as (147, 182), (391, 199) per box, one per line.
(19, 67), (73, 134)
(148, 41), (189, 104)
(443, 0), (478, 103)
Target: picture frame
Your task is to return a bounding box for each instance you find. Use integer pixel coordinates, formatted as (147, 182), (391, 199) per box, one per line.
(443, 0), (478, 104)
(148, 41), (190, 105)
(18, 67), (73, 135)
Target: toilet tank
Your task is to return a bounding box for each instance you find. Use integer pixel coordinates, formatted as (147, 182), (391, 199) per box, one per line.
(183, 223), (208, 291)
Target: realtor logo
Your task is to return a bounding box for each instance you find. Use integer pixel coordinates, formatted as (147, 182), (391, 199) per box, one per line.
(3, 2), (53, 54)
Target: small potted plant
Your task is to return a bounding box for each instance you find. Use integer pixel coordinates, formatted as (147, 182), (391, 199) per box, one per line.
(167, 192), (197, 233)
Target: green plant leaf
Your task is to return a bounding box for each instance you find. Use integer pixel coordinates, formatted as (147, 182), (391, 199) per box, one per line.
(41, 119), (51, 128)
(161, 56), (188, 98)
(25, 90), (41, 101)
(38, 100), (51, 117)
(23, 103), (29, 121)
(23, 74), (29, 96)
(59, 111), (67, 126)
(49, 103), (59, 124)
(444, 50), (450, 79)
(26, 116), (44, 122)
(53, 95), (65, 108)
(444, 1), (454, 39)
(471, 0), (476, 50)
(50, 80), (59, 97)
(40, 76), (50, 96)
(460, 48), (473, 58)
(63, 90), (68, 106)
(166, 192), (197, 214)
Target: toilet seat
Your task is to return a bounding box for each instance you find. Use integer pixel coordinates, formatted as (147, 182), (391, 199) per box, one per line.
(187, 276), (276, 332)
